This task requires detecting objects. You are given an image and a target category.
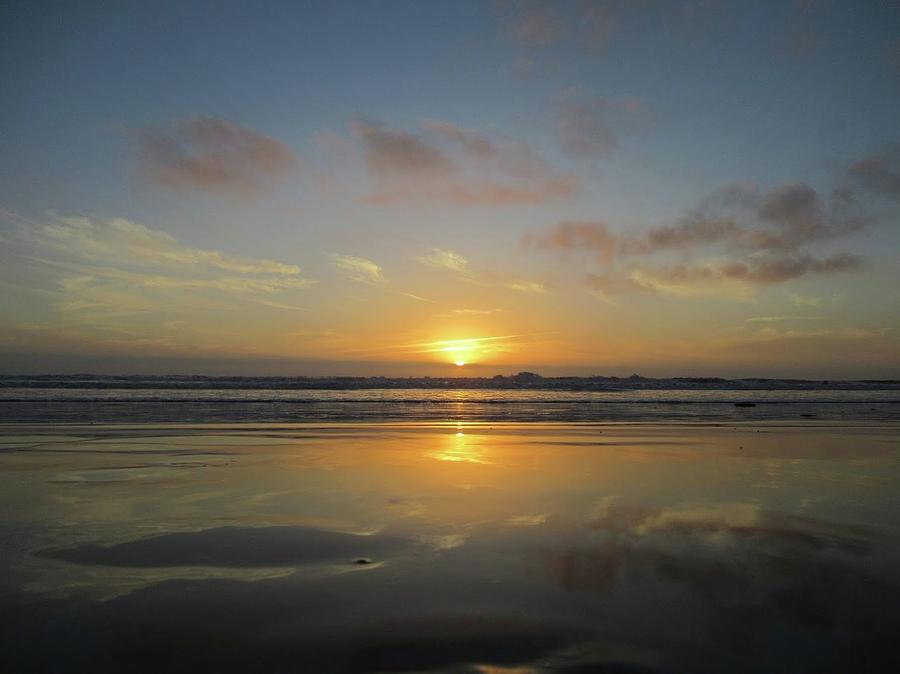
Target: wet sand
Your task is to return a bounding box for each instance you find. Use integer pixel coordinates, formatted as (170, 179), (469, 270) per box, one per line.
(1, 422), (899, 673)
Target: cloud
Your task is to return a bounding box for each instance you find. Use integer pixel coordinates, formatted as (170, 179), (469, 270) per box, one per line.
(739, 326), (891, 343)
(556, 94), (647, 160)
(506, 280), (547, 294)
(625, 217), (741, 254)
(399, 292), (436, 303)
(789, 292), (823, 308)
(350, 121), (455, 178)
(0, 214), (315, 355)
(745, 316), (819, 323)
(43, 216), (301, 276)
(583, 271), (648, 300)
(713, 253), (862, 284)
(525, 220), (617, 263)
(623, 267), (752, 298)
(136, 117), (296, 196)
(527, 177), (871, 297)
(413, 245), (558, 299)
(137, 275), (311, 294)
(634, 255), (861, 296)
(450, 308), (505, 316)
(331, 254), (386, 284)
(758, 182), (829, 241)
(627, 181), (866, 255)
(847, 143), (900, 202)
(414, 248), (469, 273)
(351, 121), (580, 206)
(421, 121), (496, 158)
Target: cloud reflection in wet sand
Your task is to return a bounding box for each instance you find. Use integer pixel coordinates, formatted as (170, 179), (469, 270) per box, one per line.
(533, 499), (900, 669)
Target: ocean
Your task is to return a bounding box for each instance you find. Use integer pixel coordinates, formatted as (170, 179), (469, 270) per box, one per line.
(1, 375), (898, 423)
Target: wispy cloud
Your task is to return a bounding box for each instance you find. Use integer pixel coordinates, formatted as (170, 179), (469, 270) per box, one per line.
(414, 248), (469, 273)
(789, 292), (824, 308)
(350, 120), (580, 206)
(421, 121), (496, 158)
(331, 254), (386, 284)
(506, 279), (547, 294)
(136, 117), (296, 197)
(742, 326), (890, 342)
(450, 308), (505, 316)
(0, 214), (314, 354)
(43, 216), (301, 276)
(399, 291), (436, 303)
(745, 316), (819, 323)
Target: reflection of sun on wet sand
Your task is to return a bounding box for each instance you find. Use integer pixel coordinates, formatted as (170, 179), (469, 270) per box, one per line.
(1, 421), (899, 673)
(427, 430), (494, 464)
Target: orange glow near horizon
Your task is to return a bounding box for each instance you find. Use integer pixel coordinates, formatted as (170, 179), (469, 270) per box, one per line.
(401, 335), (526, 366)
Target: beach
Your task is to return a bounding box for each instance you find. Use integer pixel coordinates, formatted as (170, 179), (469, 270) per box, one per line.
(2, 420), (899, 673)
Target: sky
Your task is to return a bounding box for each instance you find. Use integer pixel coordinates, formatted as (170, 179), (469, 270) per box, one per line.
(1, 0), (899, 378)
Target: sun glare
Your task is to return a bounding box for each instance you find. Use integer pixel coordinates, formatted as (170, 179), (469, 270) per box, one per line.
(402, 335), (525, 367)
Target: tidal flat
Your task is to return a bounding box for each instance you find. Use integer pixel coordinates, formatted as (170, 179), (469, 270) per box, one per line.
(1, 422), (899, 673)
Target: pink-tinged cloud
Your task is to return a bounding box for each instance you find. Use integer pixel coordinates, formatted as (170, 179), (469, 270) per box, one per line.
(137, 117), (296, 196)
(525, 220), (617, 263)
(352, 121), (580, 207)
(527, 177), (871, 295)
(351, 121), (456, 177)
(421, 120), (497, 158)
(530, 180), (868, 258)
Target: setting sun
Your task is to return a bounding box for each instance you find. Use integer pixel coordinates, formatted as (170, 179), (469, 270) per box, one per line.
(400, 335), (529, 368)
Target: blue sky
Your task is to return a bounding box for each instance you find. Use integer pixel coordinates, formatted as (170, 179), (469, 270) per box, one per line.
(1, 0), (899, 376)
